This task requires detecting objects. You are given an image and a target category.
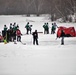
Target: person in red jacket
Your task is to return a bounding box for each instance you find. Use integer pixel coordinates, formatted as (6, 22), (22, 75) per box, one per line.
(0, 33), (3, 42)
(16, 28), (22, 42)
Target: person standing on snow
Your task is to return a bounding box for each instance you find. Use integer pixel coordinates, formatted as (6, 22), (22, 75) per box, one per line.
(4, 25), (8, 32)
(9, 23), (13, 30)
(25, 22), (30, 34)
(32, 30), (39, 45)
(46, 23), (49, 34)
(53, 22), (58, 33)
(51, 23), (55, 34)
(12, 24), (17, 42)
(29, 25), (32, 34)
(9, 23), (13, 41)
(16, 27), (22, 42)
(2, 25), (8, 41)
(0, 32), (3, 42)
(43, 23), (46, 34)
(61, 30), (65, 45)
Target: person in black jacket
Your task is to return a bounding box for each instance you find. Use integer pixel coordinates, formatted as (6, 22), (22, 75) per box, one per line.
(32, 30), (38, 45)
(61, 30), (65, 45)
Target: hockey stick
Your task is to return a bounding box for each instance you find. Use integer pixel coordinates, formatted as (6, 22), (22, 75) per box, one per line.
(20, 41), (26, 45)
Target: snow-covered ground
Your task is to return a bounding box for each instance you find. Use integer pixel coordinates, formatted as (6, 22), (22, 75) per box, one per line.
(0, 15), (76, 75)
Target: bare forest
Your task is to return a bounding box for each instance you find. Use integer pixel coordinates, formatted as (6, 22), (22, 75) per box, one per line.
(0, 0), (76, 20)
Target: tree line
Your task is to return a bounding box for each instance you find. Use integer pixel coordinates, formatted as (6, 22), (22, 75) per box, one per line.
(0, 0), (76, 21)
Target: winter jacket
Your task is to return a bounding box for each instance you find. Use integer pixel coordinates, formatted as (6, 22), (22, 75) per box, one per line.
(25, 24), (30, 30)
(0, 35), (3, 40)
(52, 25), (55, 31)
(10, 25), (13, 30)
(43, 25), (46, 28)
(61, 30), (65, 37)
(13, 26), (17, 32)
(4, 27), (7, 32)
(16, 29), (21, 36)
(32, 31), (38, 39)
(45, 25), (49, 30)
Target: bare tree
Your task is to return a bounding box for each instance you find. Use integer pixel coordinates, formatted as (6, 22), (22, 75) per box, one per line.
(0, 0), (76, 21)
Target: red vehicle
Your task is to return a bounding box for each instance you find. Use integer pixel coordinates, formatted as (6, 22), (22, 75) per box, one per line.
(57, 26), (76, 37)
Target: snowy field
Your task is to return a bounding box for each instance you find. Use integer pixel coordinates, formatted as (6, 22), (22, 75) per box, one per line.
(0, 15), (76, 75)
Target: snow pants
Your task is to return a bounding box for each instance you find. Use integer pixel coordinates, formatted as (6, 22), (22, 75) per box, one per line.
(33, 38), (38, 45)
(17, 36), (21, 42)
(61, 37), (64, 45)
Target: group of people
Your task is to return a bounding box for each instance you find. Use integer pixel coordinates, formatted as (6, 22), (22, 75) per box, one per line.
(0, 22), (38, 45)
(32, 22), (64, 45)
(51, 22), (58, 34)
(43, 22), (58, 34)
(0, 22), (22, 44)
(43, 23), (49, 34)
(0, 22), (65, 45)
